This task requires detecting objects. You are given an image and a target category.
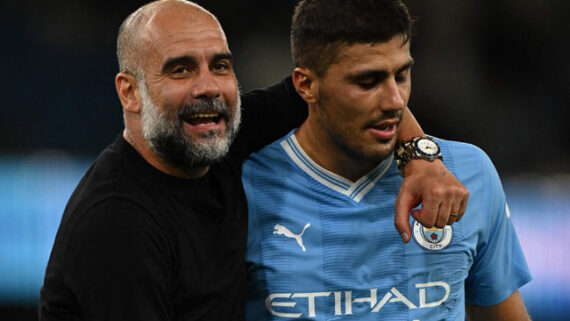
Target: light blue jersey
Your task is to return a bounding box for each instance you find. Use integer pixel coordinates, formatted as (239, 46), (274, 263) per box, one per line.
(243, 131), (531, 320)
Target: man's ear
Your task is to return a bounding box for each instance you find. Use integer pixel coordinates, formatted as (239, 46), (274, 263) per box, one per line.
(292, 67), (318, 105)
(115, 72), (141, 114)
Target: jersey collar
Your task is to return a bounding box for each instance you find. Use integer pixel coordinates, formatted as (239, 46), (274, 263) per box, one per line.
(280, 133), (393, 203)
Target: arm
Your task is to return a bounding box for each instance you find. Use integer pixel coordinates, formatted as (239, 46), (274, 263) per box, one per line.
(394, 106), (470, 242)
(466, 290), (531, 321)
(234, 77), (307, 159)
(397, 105), (424, 141)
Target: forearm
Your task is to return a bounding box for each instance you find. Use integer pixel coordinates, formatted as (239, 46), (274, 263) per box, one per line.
(397, 106), (425, 143)
(393, 105), (470, 240)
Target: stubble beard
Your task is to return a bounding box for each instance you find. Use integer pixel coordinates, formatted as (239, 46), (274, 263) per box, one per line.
(318, 92), (402, 164)
(333, 120), (401, 164)
(139, 80), (242, 171)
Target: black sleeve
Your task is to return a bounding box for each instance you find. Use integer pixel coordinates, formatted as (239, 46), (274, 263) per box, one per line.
(65, 199), (173, 321)
(230, 76), (308, 160)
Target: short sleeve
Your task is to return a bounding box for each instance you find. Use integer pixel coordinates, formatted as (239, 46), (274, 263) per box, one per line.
(465, 152), (532, 306)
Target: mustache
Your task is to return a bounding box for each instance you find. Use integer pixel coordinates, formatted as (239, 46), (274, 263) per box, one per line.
(178, 99), (233, 121)
(367, 110), (403, 126)
(382, 110), (402, 120)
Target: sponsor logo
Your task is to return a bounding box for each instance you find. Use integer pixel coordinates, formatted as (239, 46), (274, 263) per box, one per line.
(265, 281), (450, 318)
(412, 220), (452, 250)
(273, 223), (311, 252)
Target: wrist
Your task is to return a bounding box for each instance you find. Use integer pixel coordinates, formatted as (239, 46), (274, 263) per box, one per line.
(395, 136), (443, 177)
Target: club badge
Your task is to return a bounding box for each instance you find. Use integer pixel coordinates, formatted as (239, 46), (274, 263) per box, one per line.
(412, 220), (453, 251)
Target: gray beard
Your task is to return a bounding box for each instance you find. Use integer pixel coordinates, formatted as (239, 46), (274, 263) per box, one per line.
(139, 81), (241, 171)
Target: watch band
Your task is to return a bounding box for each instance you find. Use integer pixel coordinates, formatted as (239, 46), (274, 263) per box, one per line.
(394, 136), (443, 176)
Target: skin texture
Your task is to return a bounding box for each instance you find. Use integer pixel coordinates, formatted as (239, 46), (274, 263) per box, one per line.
(115, 1), (239, 179)
(466, 290), (532, 321)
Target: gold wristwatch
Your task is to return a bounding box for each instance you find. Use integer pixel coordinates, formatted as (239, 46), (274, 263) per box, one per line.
(395, 136), (443, 176)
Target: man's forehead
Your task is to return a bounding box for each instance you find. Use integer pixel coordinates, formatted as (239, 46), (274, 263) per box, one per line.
(143, 5), (225, 41)
(138, 5), (229, 63)
(333, 39), (411, 67)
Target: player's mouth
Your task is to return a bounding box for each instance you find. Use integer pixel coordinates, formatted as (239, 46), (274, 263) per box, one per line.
(368, 119), (399, 140)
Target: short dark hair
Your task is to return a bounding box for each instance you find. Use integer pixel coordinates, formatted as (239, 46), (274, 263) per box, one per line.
(291, 0), (413, 77)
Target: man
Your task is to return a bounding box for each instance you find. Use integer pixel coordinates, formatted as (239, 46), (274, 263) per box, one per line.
(244, 0), (532, 320)
(39, 0), (467, 320)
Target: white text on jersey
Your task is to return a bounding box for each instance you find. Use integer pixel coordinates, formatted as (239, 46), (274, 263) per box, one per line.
(265, 281), (450, 318)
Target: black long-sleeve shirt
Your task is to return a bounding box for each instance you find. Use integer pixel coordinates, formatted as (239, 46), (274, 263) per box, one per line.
(39, 77), (307, 321)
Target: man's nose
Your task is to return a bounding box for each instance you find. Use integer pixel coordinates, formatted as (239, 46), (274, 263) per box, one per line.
(380, 79), (405, 111)
(191, 69), (221, 100)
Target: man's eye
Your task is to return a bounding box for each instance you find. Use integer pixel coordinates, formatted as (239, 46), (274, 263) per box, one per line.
(172, 66), (188, 74)
(396, 71), (409, 83)
(358, 80), (378, 89)
(212, 62), (230, 72)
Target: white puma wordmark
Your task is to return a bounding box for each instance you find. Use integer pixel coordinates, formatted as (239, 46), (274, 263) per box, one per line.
(273, 223), (311, 252)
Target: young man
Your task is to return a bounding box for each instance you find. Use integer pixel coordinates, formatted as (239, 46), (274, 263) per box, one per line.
(243, 0), (531, 320)
(39, 0), (467, 320)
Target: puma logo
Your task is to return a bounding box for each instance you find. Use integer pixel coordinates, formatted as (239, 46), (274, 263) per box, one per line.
(273, 223), (311, 252)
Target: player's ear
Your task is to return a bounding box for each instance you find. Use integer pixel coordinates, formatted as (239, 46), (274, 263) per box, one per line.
(116, 72), (142, 114)
(292, 67), (318, 105)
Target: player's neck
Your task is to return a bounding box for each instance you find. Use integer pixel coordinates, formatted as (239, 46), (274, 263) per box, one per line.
(295, 123), (376, 182)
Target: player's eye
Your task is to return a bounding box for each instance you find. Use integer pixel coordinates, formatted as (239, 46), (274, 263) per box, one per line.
(358, 79), (379, 89)
(395, 70), (410, 83)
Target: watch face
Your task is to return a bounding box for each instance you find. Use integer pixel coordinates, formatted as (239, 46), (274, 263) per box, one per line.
(415, 138), (440, 156)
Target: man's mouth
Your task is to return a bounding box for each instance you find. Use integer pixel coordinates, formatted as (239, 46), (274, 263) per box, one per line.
(373, 122), (396, 131)
(368, 118), (400, 140)
(184, 112), (224, 127)
(371, 118), (399, 131)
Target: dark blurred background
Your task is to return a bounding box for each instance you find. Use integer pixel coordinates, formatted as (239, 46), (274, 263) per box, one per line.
(1, 1), (569, 320)
(1, 0), (569, 174)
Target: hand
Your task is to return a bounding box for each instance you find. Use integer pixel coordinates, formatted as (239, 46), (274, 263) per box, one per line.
(394, 159), (469, 242)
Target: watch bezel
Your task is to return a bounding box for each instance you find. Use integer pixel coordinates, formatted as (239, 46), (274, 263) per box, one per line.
(395, 136), (443, 177)
(413, 137), (441, 157)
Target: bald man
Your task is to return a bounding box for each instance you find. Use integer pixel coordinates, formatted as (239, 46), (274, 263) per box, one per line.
(39, 1), (467, 320)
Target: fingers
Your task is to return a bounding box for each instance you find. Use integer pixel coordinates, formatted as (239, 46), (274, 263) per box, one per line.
(412, 193), (440, 228)
(454, 187), (469, 222)
(446, 192), (462, 225)
(437, 196), (453, 228)
(445, 185), (469, 224)
(394, 190), (418, 243)
(413, 185), (468, 228)
(446, 208), (459, 226)
(396, 157), (471, 240)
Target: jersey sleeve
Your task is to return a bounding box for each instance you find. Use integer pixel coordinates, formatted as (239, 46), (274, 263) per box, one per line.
(230, 76), (307, 160)
(464, 150), (532, 306)
(64, 198), (173, 320)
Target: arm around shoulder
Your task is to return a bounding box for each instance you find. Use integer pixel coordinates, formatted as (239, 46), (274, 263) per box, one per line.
(237, 76), (308, 156)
